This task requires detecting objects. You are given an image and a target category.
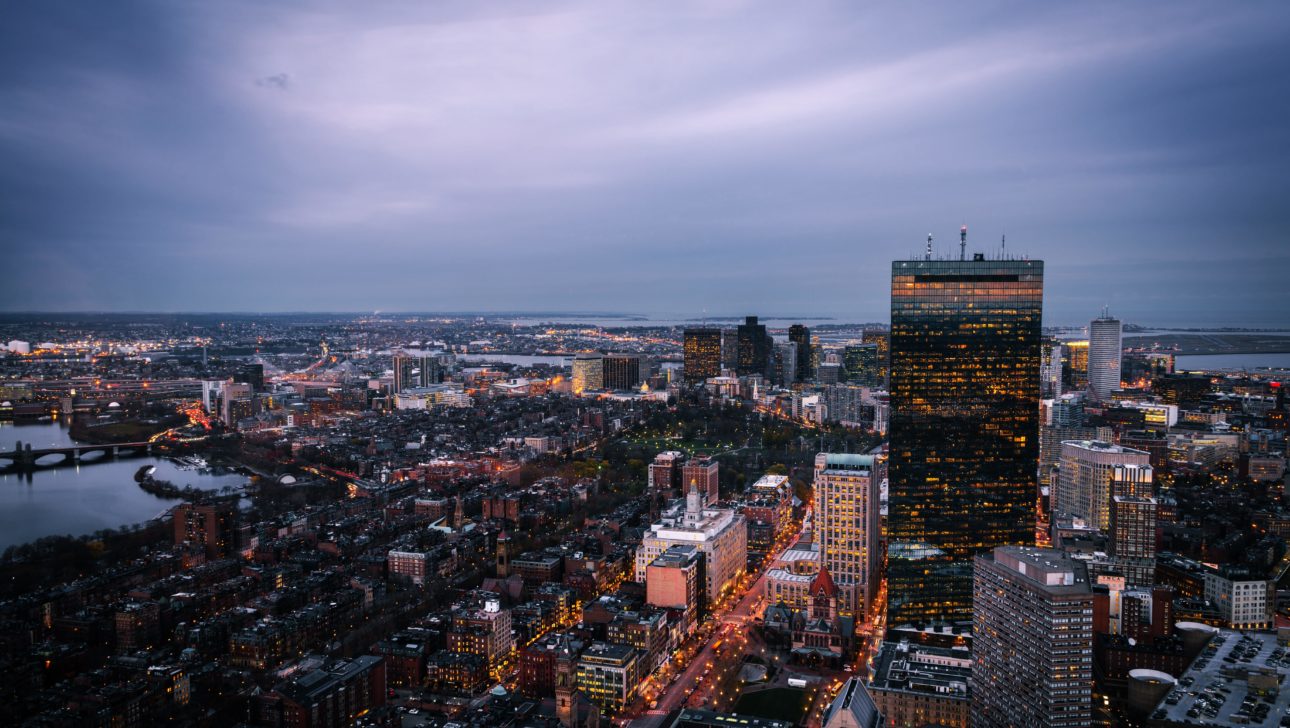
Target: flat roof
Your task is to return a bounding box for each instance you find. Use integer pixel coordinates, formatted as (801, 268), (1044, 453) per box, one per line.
(1154, 630), (1290, 725)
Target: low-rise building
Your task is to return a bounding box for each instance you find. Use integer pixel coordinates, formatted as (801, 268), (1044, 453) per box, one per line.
(868, 641), (970, 728)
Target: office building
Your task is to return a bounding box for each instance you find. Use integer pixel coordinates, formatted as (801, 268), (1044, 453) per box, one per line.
(971, 547), (1094, 728)
(575, 642), (641, 715)
(646, 545), (705, 625)
(1088, 312), (1122, 402)
(682, 455), (719, 506)
(861, 330), (889, 387)
(868, 641), (970, 728)
(789, 324), (813, 381)
(635, 486), (746, 604)
(842, 344), (880, 386)
(813, 453), (881, 615)
(887, 256), (1044, 626)
(737, 316), (772, 376)
(773, 341), (798, 385)
(1203, 571), (1273, 630)
(1041, 343), (1063, 399)
(1064, 340), (1089, 391)
(1056, 440), (1152, 532)
(572, 353), (604, 393)
(602, 353), (641, 390)
(683, 328), (723, 383)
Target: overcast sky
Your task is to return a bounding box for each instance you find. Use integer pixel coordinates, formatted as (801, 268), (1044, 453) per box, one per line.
(2, 1), (1288, 325)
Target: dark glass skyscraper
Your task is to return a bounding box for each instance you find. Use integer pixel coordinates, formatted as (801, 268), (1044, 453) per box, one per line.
(683, 328), (723, 383)
(788, 324), (813, 381)
(736, 316), (771, 376)
(887, 256), (1043, 626)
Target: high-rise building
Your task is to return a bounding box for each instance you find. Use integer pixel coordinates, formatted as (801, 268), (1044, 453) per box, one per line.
(393, 352), (441, 393)
(682, 456), (720, 506)
(1109, 494), (1157, 587)
(1040, 343), (1063, 399)
(1064, 340), (1089, 391)
(971, 546), (1094, 728)
(1088, 312), (1122, 402)
(842, 344), (880, 386)
(813, 453), (881, 615)
(602, 353), (642, 390)
(788, 324), (813, 381)
(1056, 440), (1152, 532)
(887, 256), (1044, 626)
(737, 316), (771, 376)
(861, 330), (889, 388)
(721, 330), (739, 371)
(571, 353), (604, 393)
(773, 341), (798, 385)
(683, 328), (723, 383)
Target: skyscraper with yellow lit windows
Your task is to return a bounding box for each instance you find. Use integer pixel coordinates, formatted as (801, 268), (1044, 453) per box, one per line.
(887, 254), (1044, 627)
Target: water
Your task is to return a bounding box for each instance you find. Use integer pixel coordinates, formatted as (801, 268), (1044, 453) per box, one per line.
(1174, 353), (1290, 372)
(458, 353), (573, 367)
(0, 420), (247, 551)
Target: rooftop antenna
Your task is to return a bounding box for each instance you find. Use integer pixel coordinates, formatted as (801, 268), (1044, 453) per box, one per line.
(960, 225), (967, 261)
(925, 234), (933, 261)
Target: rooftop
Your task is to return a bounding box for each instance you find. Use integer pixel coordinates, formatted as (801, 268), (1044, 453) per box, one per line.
(870, 641), (971, 700)
(1154, 629), (1290, 726)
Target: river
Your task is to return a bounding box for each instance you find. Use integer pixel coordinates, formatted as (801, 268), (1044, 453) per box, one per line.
(0, 419), (247, 551)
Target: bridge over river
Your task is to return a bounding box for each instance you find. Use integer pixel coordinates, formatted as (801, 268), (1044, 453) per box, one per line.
(0, 441), (154, 473)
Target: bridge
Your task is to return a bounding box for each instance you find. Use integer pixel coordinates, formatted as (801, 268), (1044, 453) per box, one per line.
(0, 440), (154, 474)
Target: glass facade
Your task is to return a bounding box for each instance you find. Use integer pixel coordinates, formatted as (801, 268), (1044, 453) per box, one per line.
(887, 258), (1043, 625)
(683, 328), (722, 383)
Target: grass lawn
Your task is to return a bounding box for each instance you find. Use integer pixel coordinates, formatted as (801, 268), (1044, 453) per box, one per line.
(732, 687), (811, 724)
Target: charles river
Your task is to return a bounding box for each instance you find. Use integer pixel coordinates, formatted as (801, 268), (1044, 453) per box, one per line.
(0, 419), (247, 551)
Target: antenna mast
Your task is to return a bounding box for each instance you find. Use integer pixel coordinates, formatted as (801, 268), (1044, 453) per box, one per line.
(925, 234), (933, 261)
(960, 225), (967, 261)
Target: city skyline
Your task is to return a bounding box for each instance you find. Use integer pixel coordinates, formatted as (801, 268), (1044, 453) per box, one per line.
(3, 2), (1289, 324)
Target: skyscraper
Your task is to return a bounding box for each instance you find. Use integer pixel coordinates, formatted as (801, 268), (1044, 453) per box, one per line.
(772, 341), (798, 385)
(788, 324), (813, 381)
(683, 328), (723, 383)
(1064, 340), (1089, 391)
(1040, 343), (1063, 399)
(842, 344), (880, 386)
(971, 546), (1094, 728)
(393, 352), (442, 393)
(887, 255), (1043, 626)
(602, 353), (641, 390)
(571, 353), (604, 393)
(736, 316), (771, 376)
(861, 330), (889, 388)
(813, 453), (881, 616)
(1088, 311), (1122, 402)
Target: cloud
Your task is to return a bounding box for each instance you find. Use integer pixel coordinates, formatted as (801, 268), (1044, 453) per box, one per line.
(255, 72), (290, 90)
(0, 0), (1287, 322)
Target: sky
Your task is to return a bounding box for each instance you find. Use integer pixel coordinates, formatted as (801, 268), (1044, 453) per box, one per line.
(2, 1), (1288, 326)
